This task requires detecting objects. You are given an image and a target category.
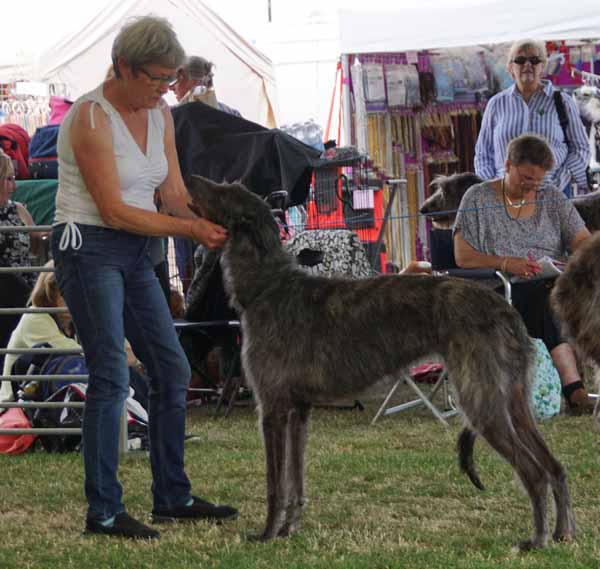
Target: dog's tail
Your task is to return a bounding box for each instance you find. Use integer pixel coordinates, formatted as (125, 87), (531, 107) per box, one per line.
(457, 427), (485, 491)
(552, 232), (600, 365)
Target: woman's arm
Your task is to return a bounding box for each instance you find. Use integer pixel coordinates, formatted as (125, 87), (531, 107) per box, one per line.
(473, 99), (498, 180)
(454, 231), (539, 277)
(71, 102), (226, 249)
(158, 105), (194, 219)
(570, 226), (591, 252)
(157, 105), (229, 247)
(14, 202), (48, 259)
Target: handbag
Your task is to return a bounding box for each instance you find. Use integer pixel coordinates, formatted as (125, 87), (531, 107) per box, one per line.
(0, 407), (37, 455)
(530, 338), (562, 421)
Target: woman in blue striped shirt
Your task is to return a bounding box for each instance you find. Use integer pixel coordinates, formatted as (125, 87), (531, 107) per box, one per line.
(475, 39), (590, 197)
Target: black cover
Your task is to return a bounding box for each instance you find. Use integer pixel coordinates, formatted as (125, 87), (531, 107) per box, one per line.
(172, 102), (323, 206)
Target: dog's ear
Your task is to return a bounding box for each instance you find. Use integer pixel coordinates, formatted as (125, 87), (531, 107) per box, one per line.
(233, 213), (280, 254)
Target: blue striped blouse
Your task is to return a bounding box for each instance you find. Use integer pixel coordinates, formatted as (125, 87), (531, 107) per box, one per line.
(474, 80), (591, 192)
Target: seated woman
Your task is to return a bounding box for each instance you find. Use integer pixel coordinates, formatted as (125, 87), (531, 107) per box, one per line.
(0, 149), (47, 287)
(0, 149), (47, 371)
(1, 262), (147, 409)
(453, 133), (593, 414)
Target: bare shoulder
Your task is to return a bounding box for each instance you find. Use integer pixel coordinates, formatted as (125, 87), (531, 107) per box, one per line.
(14, 201), (34, 225)
(71, 100), (112, 151)
(160, 101), (175, 126)
(71, 100), (111, 134)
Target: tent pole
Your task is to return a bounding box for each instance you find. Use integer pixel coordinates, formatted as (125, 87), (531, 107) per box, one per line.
(341, 54), (352, 146)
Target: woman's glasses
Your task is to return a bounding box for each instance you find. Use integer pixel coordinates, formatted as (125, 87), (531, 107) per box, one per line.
(139, 67), (178, 86)
(512, 56), (543, 66)
(2, 176), (15, 182)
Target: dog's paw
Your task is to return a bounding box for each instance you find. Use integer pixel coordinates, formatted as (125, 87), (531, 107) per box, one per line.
(553, 530), (576, 543)
(277, 522), (301, 538)
(247, 528), (279, 542)
(513, 538), (546, 553)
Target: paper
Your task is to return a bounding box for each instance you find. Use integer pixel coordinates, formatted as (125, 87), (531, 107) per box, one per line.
(362, 63), (386, 102)
(353, 189), (374, 209)
(511, 256), (566, 283)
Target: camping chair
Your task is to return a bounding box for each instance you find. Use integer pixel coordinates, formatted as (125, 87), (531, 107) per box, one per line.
(372, 228), (511, 425)
(174, 319), (242, 417)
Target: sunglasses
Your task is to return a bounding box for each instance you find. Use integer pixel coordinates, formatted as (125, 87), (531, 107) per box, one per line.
(2, 175), (15, 182)
(512, 56), (543, 66)
(139, 67), (178, 86)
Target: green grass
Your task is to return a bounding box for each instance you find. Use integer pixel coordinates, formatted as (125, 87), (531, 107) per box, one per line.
(1, 400), (600, 569)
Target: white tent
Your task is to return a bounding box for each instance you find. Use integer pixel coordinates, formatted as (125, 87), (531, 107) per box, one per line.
(34, 0), (278, 127)
(339, 0), (600, 54)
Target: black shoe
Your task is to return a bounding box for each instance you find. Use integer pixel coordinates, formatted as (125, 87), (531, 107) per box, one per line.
(84, 512), (160, 540)
(151, 496), (239, 524)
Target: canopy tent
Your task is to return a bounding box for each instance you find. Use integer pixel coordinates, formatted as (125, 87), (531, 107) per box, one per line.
(32, 0), (278, 127)
(339, 0), (600, 54)
(337, 0), (600, 143)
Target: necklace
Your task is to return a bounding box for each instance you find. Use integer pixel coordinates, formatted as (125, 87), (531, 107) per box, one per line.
(502, 178), (525, 208)
(501, 177), (523, 221)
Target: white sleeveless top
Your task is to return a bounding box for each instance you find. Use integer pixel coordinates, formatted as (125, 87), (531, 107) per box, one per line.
(54, 84), (168, 230)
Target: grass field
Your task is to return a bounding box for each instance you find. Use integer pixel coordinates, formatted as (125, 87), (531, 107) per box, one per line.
(1, 399), (599, 569)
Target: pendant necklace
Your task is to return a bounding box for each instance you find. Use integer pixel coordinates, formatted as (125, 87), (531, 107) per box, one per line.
(501, 177), (524, 220)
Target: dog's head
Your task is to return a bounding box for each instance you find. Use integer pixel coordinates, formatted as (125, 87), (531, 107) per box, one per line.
(185, 175), (281, 252)
(420, 172), (483, 228)
(572, 85), (600, 124)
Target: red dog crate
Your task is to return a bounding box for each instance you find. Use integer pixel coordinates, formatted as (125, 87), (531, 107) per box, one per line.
(305, 156), (387, 273)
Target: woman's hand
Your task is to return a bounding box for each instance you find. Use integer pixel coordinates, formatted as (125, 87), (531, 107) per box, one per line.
(503, 257), (541, 279)
(401, 260), (432, 275)
(190, 218), (228, 249)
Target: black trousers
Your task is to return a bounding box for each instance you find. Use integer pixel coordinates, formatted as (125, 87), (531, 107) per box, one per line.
(500, 278), (562, 353)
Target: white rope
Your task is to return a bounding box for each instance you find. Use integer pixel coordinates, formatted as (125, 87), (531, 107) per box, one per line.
(58, 222), (82, 251)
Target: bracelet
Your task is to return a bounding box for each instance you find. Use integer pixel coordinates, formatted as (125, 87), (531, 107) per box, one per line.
(188, 219), (197, 241)
(500, 257), (508, 273)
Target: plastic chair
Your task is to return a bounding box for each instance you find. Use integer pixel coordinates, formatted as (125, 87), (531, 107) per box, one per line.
(372, 229), (511, 425)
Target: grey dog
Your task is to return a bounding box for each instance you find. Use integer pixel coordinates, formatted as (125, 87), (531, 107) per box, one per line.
(551, 232), (600, 416)
(420, 171), (600, 231)
(186, 175), (575, 549)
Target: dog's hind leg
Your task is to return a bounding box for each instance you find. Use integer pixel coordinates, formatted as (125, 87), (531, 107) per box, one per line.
(258, 409), (290, 540)
(278, 402), (312, 537)
(509, 386), (576, 543)
(479, 419), (550, 551)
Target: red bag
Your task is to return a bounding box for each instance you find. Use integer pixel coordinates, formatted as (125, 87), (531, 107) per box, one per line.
(0, 123), (30, 179)
(0, 408), (36, 455)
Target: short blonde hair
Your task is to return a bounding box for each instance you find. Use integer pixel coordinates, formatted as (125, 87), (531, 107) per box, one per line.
(507, 39), (547, 67)
(111, 15), (185, 78)
(0, 150), (14, 179)
(30, 261), (62, 308)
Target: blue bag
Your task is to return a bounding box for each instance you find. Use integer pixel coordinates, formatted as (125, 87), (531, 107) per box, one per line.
(28, 124), (60, 179)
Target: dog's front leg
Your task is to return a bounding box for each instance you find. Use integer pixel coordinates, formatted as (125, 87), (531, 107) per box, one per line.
(279, 403), (312, 537)
(257, 410), (289, 540)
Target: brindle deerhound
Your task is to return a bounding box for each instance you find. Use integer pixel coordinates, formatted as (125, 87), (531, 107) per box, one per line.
(552, 231), (600, 418)
(186, 175), (575, 550)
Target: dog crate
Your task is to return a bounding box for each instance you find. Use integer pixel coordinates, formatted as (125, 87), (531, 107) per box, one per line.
(298, 151), (388, 273)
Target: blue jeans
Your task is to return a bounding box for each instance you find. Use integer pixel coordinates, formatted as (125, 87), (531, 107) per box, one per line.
(51, 224), (192, 521)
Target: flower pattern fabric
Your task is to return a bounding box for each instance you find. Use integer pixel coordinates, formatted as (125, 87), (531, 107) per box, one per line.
(531, 338), (561, 420)
(0, 200), (35, 287)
